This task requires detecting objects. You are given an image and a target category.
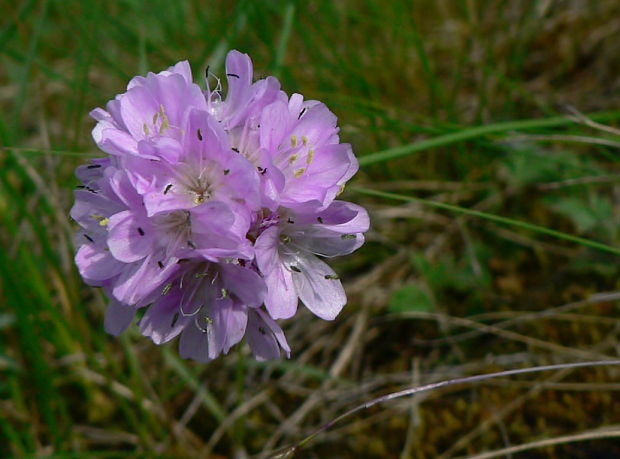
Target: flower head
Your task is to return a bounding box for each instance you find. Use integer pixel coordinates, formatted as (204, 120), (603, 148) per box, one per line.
(72, 50), (368, 361)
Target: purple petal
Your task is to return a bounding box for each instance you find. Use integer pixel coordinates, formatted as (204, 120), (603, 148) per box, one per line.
(75, 243), (124, 283)
(107, 210), (153, 263)
(211, 298), (248, 354)
(70, 189), (123, 228)
(164, 60), (193, 84)
(191, 201), (254, 259)
(179, 321), (214, 362)
(220, 263), (267, 307)
(247, 309), (290, 361)
(92, 121), (139, 157)
(260, 100), (292, 151)
(255, 226), (298, 319)
(289, 253), (346, 320)
(112, 255), (174, 305)
(108, 169), (143, 209)
(287, 201), (369, 257)
(281, 143), (353, 206)
(104, 298), (136, 336)
(288, 102), (339, 148)
(223, 50), (254, 125)
(139, 291), (190, 344)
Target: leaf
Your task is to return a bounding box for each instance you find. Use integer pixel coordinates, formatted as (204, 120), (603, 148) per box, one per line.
(388, 283), (435, 313)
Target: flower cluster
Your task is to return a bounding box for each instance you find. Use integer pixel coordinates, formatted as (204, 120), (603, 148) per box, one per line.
(72, 51), (369, 361)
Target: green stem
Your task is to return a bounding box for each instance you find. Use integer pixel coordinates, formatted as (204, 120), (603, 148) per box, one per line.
(353, 187), (620, 256)
(359, 110), (620, 166)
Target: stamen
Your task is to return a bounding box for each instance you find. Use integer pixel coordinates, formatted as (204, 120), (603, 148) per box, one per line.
(306, 149), (314, 164)
(196, 314), (214, 333)
(159, 104), (170, 134)
(288, 154), (298, 164)
(280, 234), (292, 244)
(143, 123), (150, 136)
(90, 214), (108, 225)
(301, 135), (308, 146)
(162, 282), (172, 295)
(324, 274), (339, 280)
(341, 234), (356, 239)
(294, 168), (305, 177)
(290, 135), (298, 147)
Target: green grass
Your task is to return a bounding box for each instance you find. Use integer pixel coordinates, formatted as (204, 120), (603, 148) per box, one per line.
(3, 0), (620, 457)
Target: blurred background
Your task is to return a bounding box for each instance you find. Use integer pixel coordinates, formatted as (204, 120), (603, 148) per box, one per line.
(2, 0), (620, 457)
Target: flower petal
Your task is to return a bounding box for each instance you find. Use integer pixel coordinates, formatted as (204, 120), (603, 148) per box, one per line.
(220, 263), (266, 307)
(139, 291), (191, 344)
(247, 309), (290, 361)
(107, 210), (153, 263)
(255, 226), (298, 319)
(289, 253), (346, 320)
(75, 243), (124, 283)
(104, 298), (136, 336)
(179, 321), (214, 362)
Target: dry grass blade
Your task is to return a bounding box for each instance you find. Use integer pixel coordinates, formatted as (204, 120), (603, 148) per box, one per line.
(461, 425), (620, 459)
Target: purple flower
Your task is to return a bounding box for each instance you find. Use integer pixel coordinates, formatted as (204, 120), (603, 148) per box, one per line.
(254, 201), (369, 320)
(73, 50), (368, 362)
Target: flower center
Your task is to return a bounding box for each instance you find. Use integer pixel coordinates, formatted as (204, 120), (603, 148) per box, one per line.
(168, 161), (220, 206)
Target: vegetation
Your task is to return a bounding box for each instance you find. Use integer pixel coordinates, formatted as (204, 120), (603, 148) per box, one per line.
(2, 0), (620, 457)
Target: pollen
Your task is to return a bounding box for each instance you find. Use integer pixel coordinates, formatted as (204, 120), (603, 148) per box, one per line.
(290, 135), (298, 147)
(194, 194), (207, 204)
(90, 214), (109, 227)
